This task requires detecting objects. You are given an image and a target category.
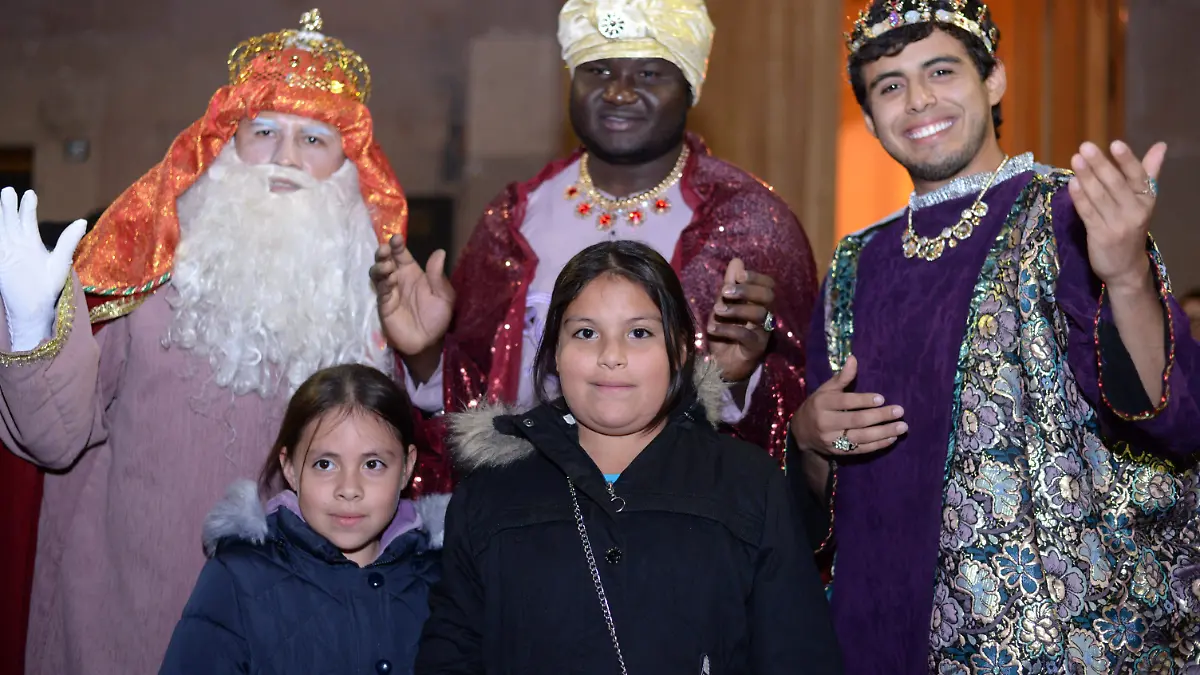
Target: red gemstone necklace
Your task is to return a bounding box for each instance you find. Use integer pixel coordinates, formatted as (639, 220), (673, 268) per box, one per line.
(565, 146), (690, 231)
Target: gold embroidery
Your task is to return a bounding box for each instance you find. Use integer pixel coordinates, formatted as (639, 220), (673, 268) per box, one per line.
(0, 280), (74, 367)
(89, 296), (146, 324)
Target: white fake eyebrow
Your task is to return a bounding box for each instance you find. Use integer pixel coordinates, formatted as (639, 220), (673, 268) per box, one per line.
(299, 125), (336, 139)
(247, 118), (282, 130)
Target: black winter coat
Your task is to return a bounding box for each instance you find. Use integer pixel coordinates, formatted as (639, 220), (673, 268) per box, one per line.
(416, 363), (842, 675)
(160, 481), (446, 675)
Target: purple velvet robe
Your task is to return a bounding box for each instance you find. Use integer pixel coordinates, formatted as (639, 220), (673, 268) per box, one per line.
(807, 162), (1200, 673)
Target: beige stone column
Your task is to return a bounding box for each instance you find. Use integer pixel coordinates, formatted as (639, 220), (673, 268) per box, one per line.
(1126, 0), (1200, 290)
(689, 0), (845, 265)
(456, 33), (564, 261)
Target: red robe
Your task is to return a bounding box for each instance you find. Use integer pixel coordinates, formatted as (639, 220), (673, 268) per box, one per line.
(0, 455), (37, 674)
(407, 133), (817, 496)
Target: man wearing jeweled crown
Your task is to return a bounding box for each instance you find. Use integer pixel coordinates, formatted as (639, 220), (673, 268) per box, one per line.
(786, 0), (1200, 670)
(0, 10), (451, 674)
(370, 0), (822, 499)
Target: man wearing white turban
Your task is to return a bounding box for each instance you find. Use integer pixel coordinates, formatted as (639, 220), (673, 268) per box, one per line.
(372, 0), (823, 497)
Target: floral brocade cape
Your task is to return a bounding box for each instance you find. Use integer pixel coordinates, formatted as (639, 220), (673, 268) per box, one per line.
(825, 171), (1200, 672)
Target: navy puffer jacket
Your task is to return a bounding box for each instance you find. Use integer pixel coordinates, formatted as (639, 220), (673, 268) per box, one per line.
(160, 480), (447, 675)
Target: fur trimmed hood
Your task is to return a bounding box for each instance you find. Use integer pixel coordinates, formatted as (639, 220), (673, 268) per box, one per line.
(201, 479), (450, 557)
(447, 357), (729, 472)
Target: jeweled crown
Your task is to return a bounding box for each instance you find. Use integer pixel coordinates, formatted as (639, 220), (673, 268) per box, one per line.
(227, 8), (372, 103)
(845, 0), (998, 56)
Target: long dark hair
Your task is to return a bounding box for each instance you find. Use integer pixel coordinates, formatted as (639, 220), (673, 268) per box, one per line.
(259, 364), (417, 494)
(532, 240), (697, 426)
(848, 0), (1003, 139)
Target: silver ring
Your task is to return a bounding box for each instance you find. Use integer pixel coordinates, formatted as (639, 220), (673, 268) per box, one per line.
(832, 431), (857, 453)
(762, 311), (776, 332)
(1137, 177), (1158, 197)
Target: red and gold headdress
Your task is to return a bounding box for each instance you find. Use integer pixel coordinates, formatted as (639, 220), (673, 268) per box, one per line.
(76, 8), (406, 312)
(845, 0), (998, 56)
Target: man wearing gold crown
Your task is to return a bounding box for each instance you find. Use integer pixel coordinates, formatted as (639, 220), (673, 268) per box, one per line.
(786, 0), (1200, 671)
(370, 0), (818, 484)
(0, 11), (441, 674)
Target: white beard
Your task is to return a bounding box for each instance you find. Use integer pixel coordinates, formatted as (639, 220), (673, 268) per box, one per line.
(166, 144), (388, 398)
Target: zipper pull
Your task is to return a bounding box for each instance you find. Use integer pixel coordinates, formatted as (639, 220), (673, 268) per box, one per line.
(605, 481), (626, 512)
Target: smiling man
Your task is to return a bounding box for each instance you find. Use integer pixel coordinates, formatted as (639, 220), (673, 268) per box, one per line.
(0, 10), (418, 674)
(371, 0), (817, 481)
(787, 0), (1200, 672)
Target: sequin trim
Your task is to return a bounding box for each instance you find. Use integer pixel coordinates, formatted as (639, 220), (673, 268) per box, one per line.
(783, 428), (838, 555)
(910, 153), (1039, 211)
(82, 272), (171, 298)
(823, 232), (880, 374)
(89, 296), (148, 324)
(1094, 236), (1176, 421)
(818, 460), (838, 555)
(0, 280), (73, 367)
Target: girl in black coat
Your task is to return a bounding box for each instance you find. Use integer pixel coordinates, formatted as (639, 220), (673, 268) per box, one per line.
(416, 241), (841, 674)
(160, 364), (446, 675)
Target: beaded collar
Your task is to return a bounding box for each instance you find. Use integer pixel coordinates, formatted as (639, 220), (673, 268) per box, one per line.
(909, 152), (1045, 212)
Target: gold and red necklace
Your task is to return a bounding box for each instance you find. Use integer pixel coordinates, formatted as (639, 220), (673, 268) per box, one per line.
(564, 146), (690, 231)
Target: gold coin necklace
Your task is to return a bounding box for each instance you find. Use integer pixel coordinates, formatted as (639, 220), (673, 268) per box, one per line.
(902, 154), (1010, 262)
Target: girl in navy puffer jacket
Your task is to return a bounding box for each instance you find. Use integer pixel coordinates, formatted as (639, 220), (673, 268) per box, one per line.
(161, 364), (447, 675)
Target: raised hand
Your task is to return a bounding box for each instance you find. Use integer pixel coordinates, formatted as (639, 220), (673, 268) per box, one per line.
(789, 355), (907, 457)
(1069, 140), (1167, 289)
(0, 188), (87, 351)
(369, 235), (455, 358)
(705, 258), (774, 383)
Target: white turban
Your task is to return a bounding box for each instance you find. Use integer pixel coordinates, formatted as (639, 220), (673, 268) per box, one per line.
(558, 0), (715, 105)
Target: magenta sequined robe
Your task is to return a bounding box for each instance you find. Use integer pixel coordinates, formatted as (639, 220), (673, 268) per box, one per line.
(408, 133), (817, 492)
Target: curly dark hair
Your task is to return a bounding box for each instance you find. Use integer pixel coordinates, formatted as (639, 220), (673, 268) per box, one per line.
(847, 0), (1003, 139)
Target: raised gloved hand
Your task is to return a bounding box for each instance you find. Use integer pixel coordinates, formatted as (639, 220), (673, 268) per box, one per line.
(0, 188), (87, 351)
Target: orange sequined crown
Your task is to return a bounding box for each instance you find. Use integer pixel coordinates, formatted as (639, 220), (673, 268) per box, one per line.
(845, 0), (998, 56)
(228, 8), (371, 104)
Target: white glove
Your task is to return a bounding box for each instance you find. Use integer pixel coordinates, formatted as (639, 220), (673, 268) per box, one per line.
(0, 188), (87, 352)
